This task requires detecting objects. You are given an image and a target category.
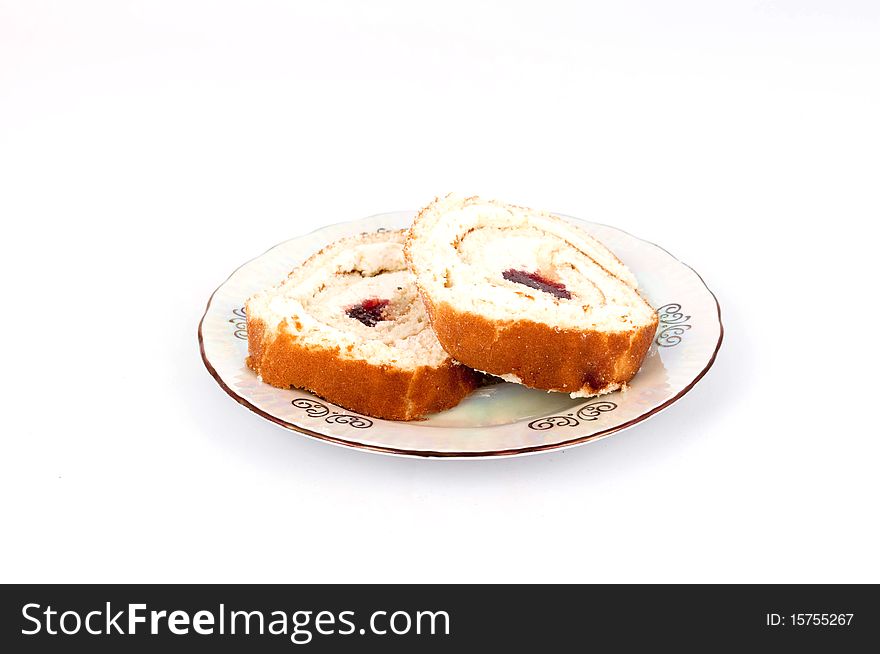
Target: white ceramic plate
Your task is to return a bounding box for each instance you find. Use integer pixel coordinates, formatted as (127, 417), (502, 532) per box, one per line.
(199, 212), (722, 458)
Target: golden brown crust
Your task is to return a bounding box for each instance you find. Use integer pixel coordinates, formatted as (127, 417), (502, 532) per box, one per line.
(420, 294), (658, 395)
(246, 315), (478, 421)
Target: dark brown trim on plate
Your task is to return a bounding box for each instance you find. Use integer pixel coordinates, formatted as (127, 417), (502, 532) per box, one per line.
(197, 217), (724, 458)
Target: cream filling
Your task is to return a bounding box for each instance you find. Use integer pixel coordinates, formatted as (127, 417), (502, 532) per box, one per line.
(411, 199), (654, 331)
(249, 232), (449, 369)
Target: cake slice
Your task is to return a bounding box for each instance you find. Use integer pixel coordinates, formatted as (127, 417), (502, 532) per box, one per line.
(405, 195), (658, 397)
(245, 229), (478, 420)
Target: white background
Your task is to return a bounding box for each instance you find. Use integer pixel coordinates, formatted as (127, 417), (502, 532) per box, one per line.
(2, 1), (878, 583)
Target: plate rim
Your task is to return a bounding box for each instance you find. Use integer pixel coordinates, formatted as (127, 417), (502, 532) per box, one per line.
(198, 214), (724, 459)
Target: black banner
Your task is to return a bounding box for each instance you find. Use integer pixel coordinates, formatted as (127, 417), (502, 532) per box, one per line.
(1, 584), (876, 651)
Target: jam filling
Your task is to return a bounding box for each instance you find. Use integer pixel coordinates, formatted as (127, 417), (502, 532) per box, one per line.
(346, 298), (390, 327)
(502, 269), (571, 299)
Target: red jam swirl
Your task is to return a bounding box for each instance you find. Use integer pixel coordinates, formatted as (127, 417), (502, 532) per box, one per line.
(502, 269), (571, 299)
(346, 298), (390, 326)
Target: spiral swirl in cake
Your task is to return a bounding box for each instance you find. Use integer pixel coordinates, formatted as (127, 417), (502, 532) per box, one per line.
(405, 195), (658, 397)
